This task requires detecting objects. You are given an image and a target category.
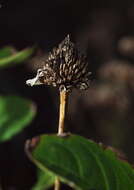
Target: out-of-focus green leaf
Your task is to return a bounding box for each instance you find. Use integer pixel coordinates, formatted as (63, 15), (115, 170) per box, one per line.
(0, 46), (14, 59)
(0, 47), (35, 68)
(26, 134), (134, 190)
(0, 95), (36, 142)
(32, 169), (55, 190)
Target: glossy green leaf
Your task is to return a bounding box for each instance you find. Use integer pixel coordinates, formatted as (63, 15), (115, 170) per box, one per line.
(0, 47), (35, 68)
(32, 169), (55, 190)
(0, 95), (36, 142)
(26, 134), (134, 190)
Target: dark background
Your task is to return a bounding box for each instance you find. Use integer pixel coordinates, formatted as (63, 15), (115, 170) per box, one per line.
(0, 0), (134, 189)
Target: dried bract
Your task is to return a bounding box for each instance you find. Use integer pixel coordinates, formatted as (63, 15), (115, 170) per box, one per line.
(26, 35), (91, 91)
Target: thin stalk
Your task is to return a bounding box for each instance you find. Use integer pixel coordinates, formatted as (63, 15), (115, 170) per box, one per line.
(54, 91), (69, 190)
(58, 91), (68, 135)
(54, 177), (61, 190)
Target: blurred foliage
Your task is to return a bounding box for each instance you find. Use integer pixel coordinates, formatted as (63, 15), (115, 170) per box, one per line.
(0, 44), (37, 188)
(0, 45), (36, 143)
(0, 95), (36, 142)
(0, 46), (35, 68)
(0, 47), (14, 59)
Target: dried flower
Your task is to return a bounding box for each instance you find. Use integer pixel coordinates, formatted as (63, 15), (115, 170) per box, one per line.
(26, 35), (91, 91)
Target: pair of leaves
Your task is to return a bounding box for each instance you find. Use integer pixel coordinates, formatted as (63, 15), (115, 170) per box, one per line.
(0, 46), (34, 68)
(27, 134), (134, 190)
(0, 45), (36, 142)
(0, 96), (36, 142)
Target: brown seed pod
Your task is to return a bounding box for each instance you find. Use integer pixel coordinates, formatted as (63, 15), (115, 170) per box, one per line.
(26, 35), (91, 92)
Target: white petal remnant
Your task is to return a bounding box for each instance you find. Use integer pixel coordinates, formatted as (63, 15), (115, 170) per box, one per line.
(26, 77), (42, 86)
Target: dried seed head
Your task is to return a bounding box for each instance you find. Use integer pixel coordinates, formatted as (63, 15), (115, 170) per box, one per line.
(26, 35), (91, 92)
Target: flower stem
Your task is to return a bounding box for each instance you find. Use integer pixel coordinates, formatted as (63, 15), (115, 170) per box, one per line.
(54, 177), (61, 190)
(54, 91), (68, 190)
(58, 91), (68, 135)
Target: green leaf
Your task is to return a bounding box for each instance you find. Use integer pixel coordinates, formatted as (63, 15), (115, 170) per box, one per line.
(0, 46), (35, 68)
(32, 169), (55, 190)
(26, 134), (134, 190)
(0, 95), (36, 142)
(0, 46), (14, 59)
